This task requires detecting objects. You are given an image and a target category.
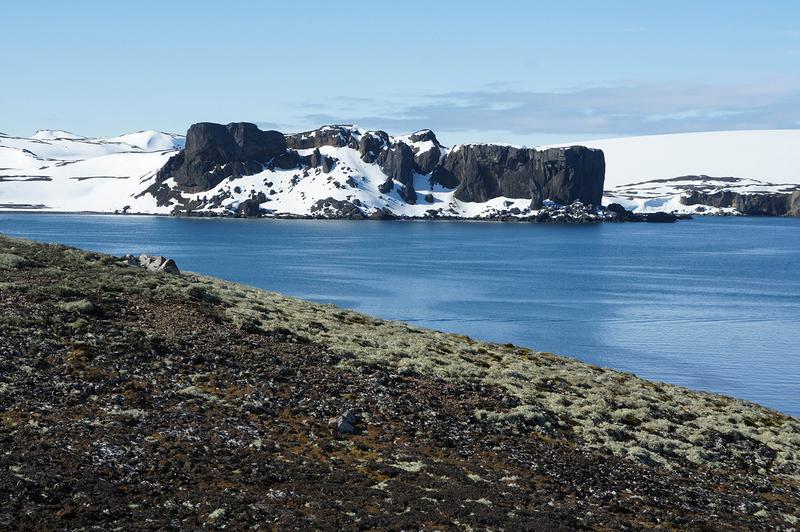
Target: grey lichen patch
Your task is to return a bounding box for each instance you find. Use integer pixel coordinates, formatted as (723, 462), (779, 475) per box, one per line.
(0, 252), (32, 270)
(4, 234), (796, 480)
(183, 271), (800, 479)
(391, 461), (426, 473)
(178, 385), (228, 405)
(57, 299), (96, 314)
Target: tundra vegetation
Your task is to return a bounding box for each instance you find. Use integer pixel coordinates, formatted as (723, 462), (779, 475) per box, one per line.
(0, 234), (798, 529)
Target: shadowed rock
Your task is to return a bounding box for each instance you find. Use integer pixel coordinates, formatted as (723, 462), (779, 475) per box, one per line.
(158, 122), (288, 191)
(377, 143), (417, 204)
(681, 189), (800, 216)
(433, 144), (605, 208)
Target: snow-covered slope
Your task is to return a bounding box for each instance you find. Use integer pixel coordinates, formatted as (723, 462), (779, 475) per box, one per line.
(0, 125), (603, 220)
(4, 126), (799, 217)
(549, 130), (800, 214)
(550, 130), (800, 188)
(0, 130), (183, 212)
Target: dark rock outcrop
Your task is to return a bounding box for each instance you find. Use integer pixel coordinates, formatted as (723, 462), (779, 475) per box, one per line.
(644, 212), (679, 223)
(681, 190), (800, 216)
(310, 197), (365, 219)
(308, 148), (335, 173)
(286, 126), (359, 150)
(408, 130), (442, 175)
(432, 145), (605, 208)
(125, 254), (181, 275)
(158, 122), (287, 191)
(358, 131), (390, 163)
(377, 178), (394, 194)
(367, 208), (398, 220)
(236, 192), (268, 217)
(605, 203), (677, 223)
(377, 143), (417, 204)
(606, 202), (643, 222)
(153, 123), (606, 214)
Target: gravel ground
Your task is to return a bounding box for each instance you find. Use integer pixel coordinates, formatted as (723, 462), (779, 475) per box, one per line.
(1, 235), (798, 529)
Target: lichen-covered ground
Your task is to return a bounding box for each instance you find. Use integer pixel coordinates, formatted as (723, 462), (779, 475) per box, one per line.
(1, 234), (798, 529)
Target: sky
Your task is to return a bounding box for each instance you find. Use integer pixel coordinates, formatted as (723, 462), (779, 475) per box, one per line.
(1, 0), (799, 145)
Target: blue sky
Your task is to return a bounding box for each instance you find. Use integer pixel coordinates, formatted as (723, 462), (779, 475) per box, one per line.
(1, 0), (799, 144)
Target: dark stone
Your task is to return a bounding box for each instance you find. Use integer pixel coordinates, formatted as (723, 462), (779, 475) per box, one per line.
(408, 130), (442, 175)
(432, 145), (604, 208)
(236, 192), (267, 218)
(308, 148), (335, 173)
(378, 177), (394, 194)
(367, 208), (397, 220)
(606, 202), (642, 221)
(424, 193), (434, 203)
(310, 197), (365, 219)
(606, 203), (628, 216)
(644, 211), (678, 223)
(272, 150), (300, 170)
(531, 147), (605, 209)
(157, 122), (287, 191)
(681, 189), (800, 216)
(377, 143), (417, 204)
(358, 131), (390, 163)
(430, 165), (461, 189)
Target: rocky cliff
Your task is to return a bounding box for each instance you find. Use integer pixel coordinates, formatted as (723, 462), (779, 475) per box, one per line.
(432, 144), (605, 208)
(156, 123), (290, 191)
(149, 122), (605, 218)
(681, 189), (800, 216)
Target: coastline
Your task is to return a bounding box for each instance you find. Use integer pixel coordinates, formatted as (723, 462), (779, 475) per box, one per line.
(1, 234), (798, 527)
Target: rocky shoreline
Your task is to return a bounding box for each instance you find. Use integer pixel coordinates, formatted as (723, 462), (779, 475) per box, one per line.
(1, 235), (798, 529)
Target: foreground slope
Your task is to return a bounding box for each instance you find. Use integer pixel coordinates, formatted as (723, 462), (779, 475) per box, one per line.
(1, 235), (798, 529)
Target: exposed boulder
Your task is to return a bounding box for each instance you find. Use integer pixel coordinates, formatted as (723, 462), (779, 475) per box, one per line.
(125, 254), (180, 275)
(236, 192), (268, 217)
(157, 122), (287, 191)
(377, 177), (394, 194)
(431, 145), (604, 208)
(329, 410), (356, 435)
(681, 190), (800, 216)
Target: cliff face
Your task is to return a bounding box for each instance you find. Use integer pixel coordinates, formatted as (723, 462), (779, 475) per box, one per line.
(431, 145), (604, 208)
(152, 122), (605, 217)
(681, 190), (800, 216)
(157, 122), (288, 191)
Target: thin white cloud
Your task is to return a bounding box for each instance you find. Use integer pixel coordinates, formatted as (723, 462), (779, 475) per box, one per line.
(297, 82), (800, 137)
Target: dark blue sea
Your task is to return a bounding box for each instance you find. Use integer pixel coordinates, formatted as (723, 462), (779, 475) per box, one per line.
(2, 214), (798, 415)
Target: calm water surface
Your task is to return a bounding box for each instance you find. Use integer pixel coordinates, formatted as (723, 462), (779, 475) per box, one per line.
(2, 214), (798, 415)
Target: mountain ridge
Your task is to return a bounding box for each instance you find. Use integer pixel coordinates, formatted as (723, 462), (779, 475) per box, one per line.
(2, 126), (800, 218)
